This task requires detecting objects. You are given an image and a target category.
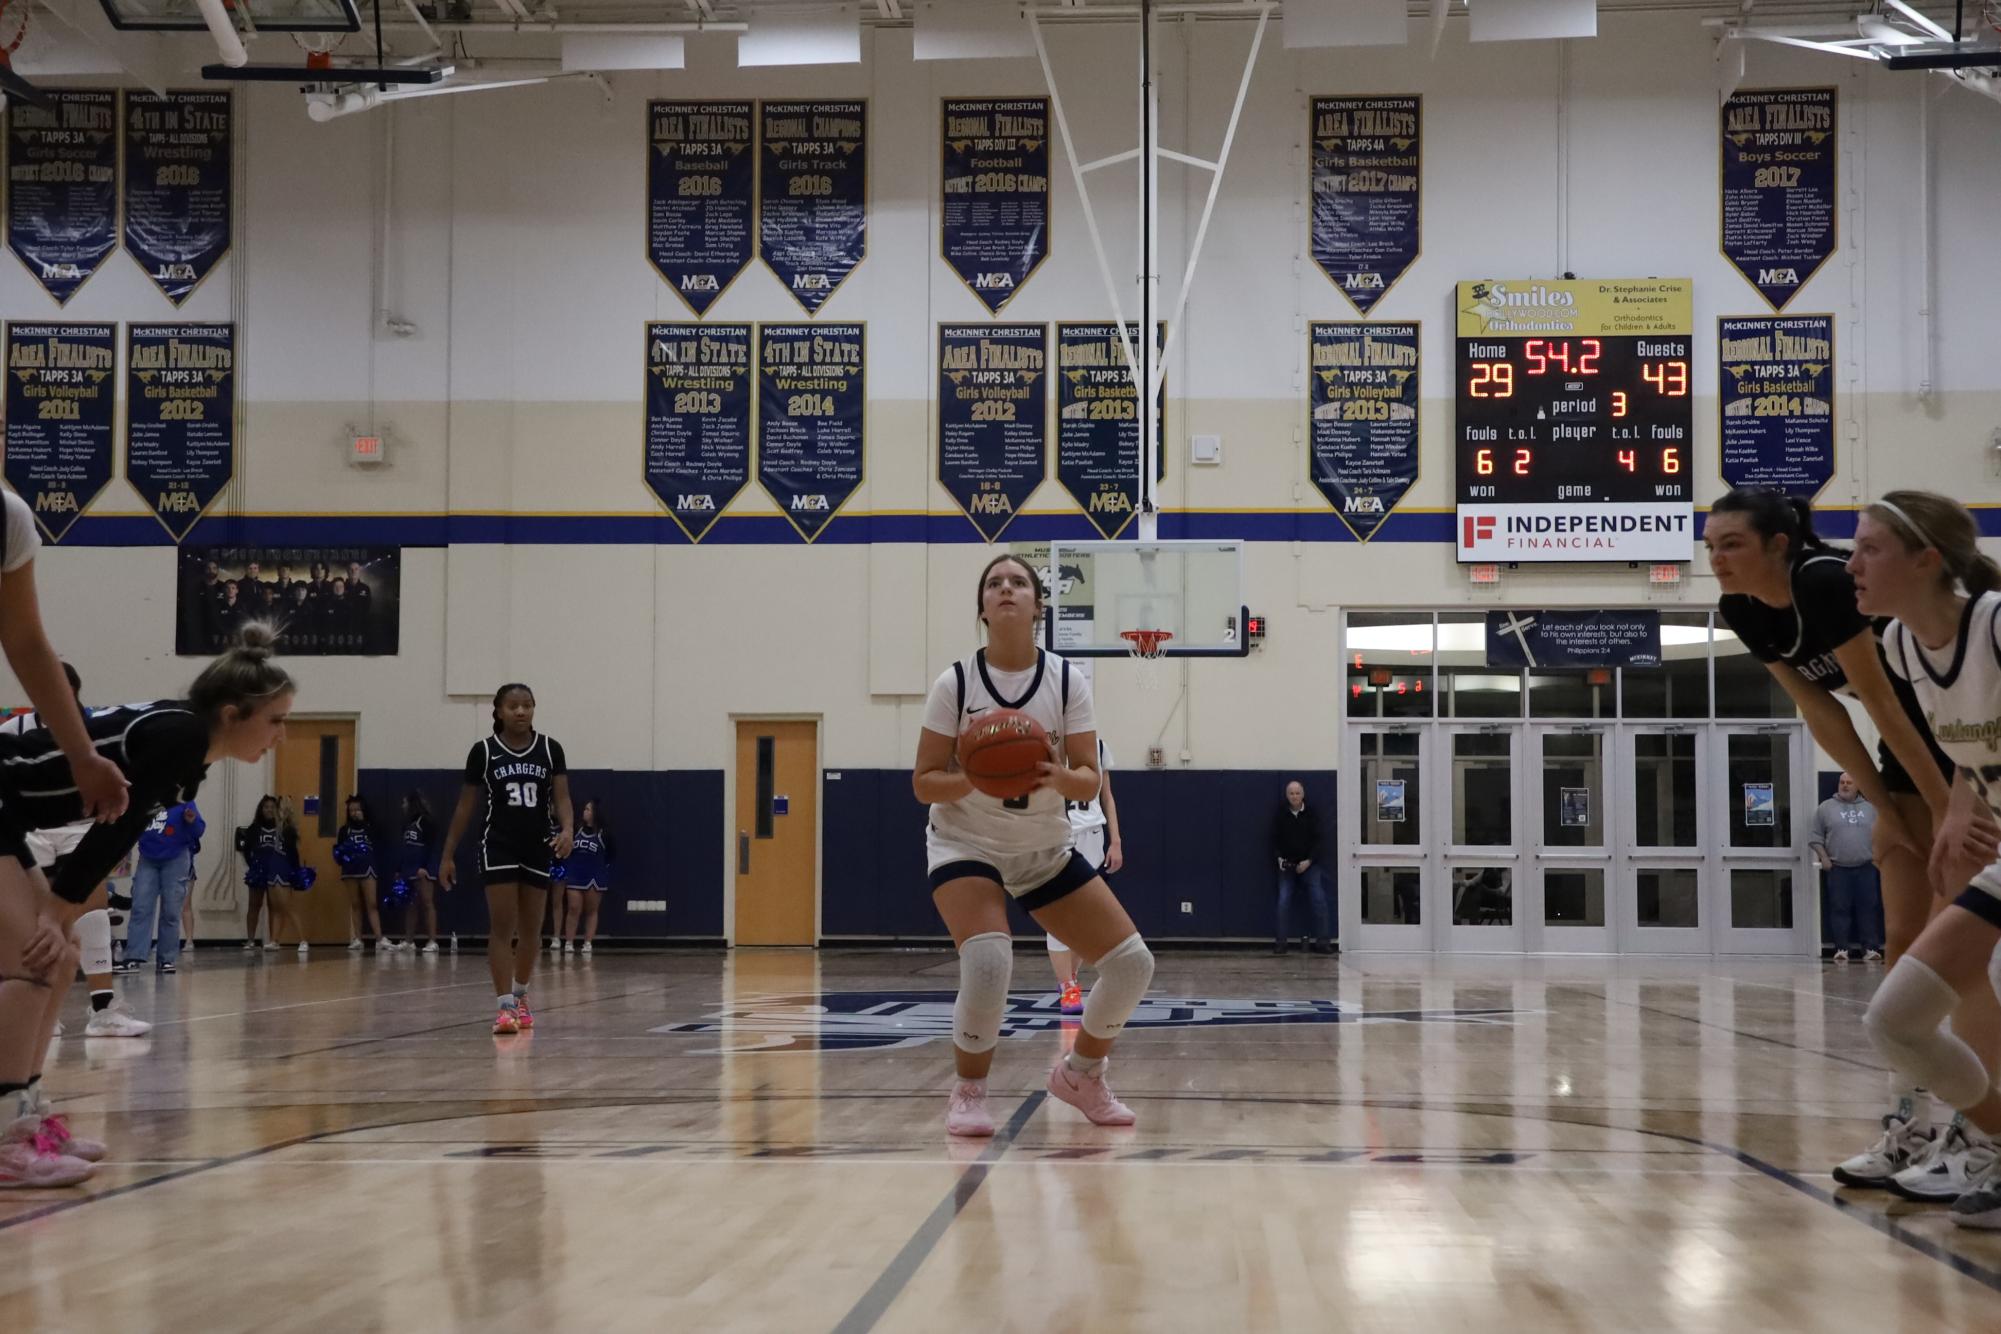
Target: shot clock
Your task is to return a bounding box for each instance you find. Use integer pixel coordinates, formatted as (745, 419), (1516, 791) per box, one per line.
(1455, 279), (1694, 563)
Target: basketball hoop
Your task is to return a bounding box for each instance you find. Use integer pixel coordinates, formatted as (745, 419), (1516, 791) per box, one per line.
(1121, 628), (1172, 690)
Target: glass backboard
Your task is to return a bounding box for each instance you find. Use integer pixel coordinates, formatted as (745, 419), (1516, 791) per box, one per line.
(1041, 539), (1247, 658)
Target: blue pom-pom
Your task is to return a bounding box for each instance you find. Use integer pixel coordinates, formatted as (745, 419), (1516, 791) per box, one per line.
(382, 875), (412, 906)
(295, 866), (317, 891)
(550, 861), (569, 882)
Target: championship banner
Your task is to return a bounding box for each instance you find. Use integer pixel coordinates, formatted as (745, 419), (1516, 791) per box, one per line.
(938, 324), (1047, 542)
(6, 91), (118, 306)
(1056, 322), (1165, 541)
(759, 101), (866, 316)
(125, 323), (234, 541)
(3, 322), (115, 542)
(1486, 610), (1662, 669)
(1718, 314), (1835, 498)
(178, 546), (401, 657)
(1309, 321), (1418, 541)
(758, 323), (864, 542)
(1310, 96), (1420, 316)
(123, 91), (232, 305)
(1721, 89), (1836, 312)
(941, 98), (1050, 314)
(646, 101), (754, 317)
(645, 322), (752, 542)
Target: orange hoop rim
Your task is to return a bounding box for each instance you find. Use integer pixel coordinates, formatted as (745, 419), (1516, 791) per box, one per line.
(1120, 628), (1173, 660)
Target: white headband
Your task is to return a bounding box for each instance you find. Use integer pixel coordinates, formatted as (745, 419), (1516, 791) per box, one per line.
(1868, 498), (1935, 552)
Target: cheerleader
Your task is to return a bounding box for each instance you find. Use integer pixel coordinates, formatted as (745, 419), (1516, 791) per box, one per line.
(913, 555), (1155, 1137)
(559, 799), (613, 956)
(0, 625), (294, 1187)
(399, 790), (442, 954)
(236, 796), (306, 953)
(333, 796), (392, 951)
(439, 683), (573, 1034)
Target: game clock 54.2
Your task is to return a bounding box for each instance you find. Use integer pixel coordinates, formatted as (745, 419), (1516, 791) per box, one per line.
(1454, 278), (1695, 563)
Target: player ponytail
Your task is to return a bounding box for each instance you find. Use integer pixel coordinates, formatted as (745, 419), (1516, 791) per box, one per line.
(187, 621), (295, 728)
(1866, 490), (2001, 598)
(491, 682), (535, 734)
(1710, 487), (1844, 559)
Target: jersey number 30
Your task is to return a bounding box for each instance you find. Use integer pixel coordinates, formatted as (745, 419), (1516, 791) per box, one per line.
(505, 780), (540, 809)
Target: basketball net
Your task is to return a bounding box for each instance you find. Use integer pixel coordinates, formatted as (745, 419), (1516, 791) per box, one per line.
(1121, 628), (1172, 691)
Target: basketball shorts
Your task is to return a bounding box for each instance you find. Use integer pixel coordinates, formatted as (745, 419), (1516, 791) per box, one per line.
(1879, 734), (1955, 797)
(483, 831), (552, 886)
(925, 827), (1096, 909)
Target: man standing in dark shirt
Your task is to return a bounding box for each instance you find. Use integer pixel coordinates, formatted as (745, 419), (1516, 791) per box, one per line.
(1273, 780), (1332, 955)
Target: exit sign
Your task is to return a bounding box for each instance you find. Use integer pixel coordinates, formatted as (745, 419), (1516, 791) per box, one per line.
(350, 434), (384, 465)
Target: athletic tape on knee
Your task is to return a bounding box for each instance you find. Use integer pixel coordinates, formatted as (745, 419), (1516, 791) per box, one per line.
(1080, 933), (1153, 1041)
(1865, 957), (1990, 1110)
(72, 909), (112, 976)
(952, 932), (1014, 1054)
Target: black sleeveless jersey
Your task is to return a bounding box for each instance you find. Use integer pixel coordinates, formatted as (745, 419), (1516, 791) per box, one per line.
(464, 732), (567, 846)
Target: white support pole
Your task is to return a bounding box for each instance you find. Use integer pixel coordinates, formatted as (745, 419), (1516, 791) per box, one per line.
(1139, 0), (1159, 539)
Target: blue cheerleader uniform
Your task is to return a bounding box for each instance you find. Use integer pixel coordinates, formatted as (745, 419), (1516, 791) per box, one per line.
(399, 814), (438, 880)
(333, 822), (379, 880)
(562, 826), (612, 891)
(236, 821), (297, 890)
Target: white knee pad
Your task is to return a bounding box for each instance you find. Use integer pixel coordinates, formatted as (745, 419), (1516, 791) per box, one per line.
(72, 909), (113, 976)
(952, 932), (1014, 1054)
(1865, 957), (1990, 1110)
(1080, 933), (1154, 1041)
(1987, 941), (2001, 1006)
(1045, 932), (1068, 954)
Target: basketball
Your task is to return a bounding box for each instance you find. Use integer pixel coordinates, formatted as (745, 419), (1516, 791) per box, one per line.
(957, 708), (1050, 800)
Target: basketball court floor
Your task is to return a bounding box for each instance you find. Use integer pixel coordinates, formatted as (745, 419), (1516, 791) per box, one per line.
(5, 949), (2000, 1330)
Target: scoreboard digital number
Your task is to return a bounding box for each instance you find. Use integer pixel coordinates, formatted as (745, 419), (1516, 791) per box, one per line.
(1455, 278), (1694, 563)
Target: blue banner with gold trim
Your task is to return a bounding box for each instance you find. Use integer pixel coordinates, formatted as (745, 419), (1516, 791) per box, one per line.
(941, 98), (1049, 314)
(1721, 89), (1836, 312)
(939, 324), (1046, 542)
(759, 101), (866, 316)
(1310, 321), (1419, 541)
(1056, 322), (1164, 540)
(125, 323), (234, 542)
(6, 90), (118, 306)
(4, 322), (116, 542)
(647, 101), (754, 317)
(1310, 96), (1420, 317)
(1719, 314), (1835, 498)
(645, 322), (751, 542)
(123, 91), (232, 306)
(758, 323), (864, 542)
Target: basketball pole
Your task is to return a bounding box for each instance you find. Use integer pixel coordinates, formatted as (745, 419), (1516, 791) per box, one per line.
(1031, 5), (1271, 546)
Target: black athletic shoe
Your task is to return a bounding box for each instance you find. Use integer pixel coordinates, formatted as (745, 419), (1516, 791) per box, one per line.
(157, 961), (177, 974)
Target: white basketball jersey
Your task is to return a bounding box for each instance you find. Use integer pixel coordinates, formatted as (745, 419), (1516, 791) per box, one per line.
(1068, 739), (1113, 836)
(922, 648), (1095, 858)
(1885, 591), (2001, 831)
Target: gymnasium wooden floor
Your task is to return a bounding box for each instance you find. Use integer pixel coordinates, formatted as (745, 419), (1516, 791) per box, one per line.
(7, 946), (2001, 1332)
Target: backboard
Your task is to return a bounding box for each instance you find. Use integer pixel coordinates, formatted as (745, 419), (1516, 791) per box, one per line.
(1043, 539), (1247, 658)
(99, 0), (360, 32)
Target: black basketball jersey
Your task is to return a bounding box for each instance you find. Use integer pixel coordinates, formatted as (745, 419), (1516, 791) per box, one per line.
(465, 732), (567, 845)
(0, 700), (211, 902)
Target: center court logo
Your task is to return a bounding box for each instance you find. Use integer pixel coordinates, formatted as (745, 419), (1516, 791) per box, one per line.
(653, 990), (1528, 1053)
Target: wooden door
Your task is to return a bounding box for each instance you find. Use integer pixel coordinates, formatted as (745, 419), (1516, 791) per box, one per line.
(271, 718), (358, 944)
(732, 720), (818, 946)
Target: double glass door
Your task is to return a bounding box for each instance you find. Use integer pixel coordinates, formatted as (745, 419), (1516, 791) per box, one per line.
(1345, 721), (1811, 955)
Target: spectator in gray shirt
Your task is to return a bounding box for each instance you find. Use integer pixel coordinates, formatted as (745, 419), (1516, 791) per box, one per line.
(1810, 772), (1882, 963)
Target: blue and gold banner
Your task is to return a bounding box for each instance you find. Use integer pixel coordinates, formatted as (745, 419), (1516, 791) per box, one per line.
(1719, 314), (1835, 498)
(1309, 321), (1419, 541)
(6, 91), (118, 306)
(123, 91), (232, 306)
(1055, 322), (1164, 540)
(759, 101), (866, 316)
(645, 322), (752, 542)
(125, 323), (234, 541)
(647, 101), (754, 317)
(758, 323), (864, 542)
(941, 98), (1049, 314)
(3, 322), (116, 542)
(939, 324), (1047, 542)
(1721, 88), (1836, 311)
(1310, 96), (1420, 316)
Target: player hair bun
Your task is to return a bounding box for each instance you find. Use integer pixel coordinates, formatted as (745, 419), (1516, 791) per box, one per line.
(234, 621), (279, 659)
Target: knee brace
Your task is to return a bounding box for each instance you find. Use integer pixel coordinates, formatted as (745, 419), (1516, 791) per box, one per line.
(1987, 940), (2001, 1007)
(1865, 957), (1990, 1110)
(1080, 933), (1154, 1041)
(952, 932), (1014, 1054)
(72, 909), (113, 977)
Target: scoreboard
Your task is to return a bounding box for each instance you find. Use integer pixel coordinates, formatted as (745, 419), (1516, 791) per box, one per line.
(1455, 279), (1694, 563)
